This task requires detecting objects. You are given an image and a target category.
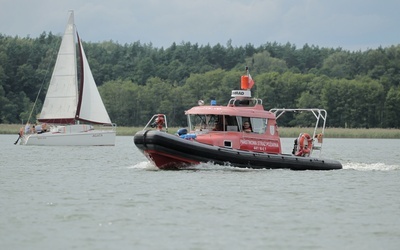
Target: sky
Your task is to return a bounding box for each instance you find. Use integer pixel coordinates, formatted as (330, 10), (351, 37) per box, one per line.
(1, 0), (399, 51)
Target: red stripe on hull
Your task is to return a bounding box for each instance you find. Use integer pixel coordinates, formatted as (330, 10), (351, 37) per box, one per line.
(144, 149), (200, 169)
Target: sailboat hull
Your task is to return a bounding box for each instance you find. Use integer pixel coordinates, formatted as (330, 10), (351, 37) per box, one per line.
(20, 125), (116, 146)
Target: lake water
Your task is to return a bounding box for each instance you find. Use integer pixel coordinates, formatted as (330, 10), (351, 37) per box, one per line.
(1, 134), (399, 250)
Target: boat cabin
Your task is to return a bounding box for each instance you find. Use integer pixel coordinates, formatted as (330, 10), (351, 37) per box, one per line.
(185, 87), (282, 154)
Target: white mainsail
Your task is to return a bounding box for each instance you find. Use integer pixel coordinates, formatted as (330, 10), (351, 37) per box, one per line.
(39, 12), (78, 123)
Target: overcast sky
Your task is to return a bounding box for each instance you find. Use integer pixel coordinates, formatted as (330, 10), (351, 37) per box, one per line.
(1, 0), (399, 51)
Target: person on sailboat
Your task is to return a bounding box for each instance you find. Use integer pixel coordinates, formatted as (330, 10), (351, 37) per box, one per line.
(31, 124), (36, 134)
(37, 123), (48, 134)
(14, 127), (24, 145)
(24, 123), (31, 134)
(35, 124), (42, 133)
(32, 123), (48, 134)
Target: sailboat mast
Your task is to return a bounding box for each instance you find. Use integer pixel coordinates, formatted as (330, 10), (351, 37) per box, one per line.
(75, 32), (84, 121)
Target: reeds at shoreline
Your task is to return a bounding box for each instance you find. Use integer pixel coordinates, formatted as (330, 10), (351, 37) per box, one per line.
(2, 124), (400, 138)
(275, 127), (400, 139)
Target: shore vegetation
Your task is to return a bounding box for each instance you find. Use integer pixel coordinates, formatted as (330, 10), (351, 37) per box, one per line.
(2, 124), (399, 138)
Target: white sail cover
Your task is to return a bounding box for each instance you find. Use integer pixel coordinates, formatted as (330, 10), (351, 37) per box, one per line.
(39, 11), (78, 123)
(77, 38), (112, 124)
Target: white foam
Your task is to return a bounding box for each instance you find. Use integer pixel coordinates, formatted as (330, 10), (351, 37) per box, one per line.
(343, 162), (400, 171)
(130, 160), (400, 172)
(128, 161), (158, 170)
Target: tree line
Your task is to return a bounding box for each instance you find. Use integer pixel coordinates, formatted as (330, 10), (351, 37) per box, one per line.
(0, 32), (399, 128)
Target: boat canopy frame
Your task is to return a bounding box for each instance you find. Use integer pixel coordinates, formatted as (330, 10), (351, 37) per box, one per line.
(269, 108), (327, 156)
(142, 114), (169, 132)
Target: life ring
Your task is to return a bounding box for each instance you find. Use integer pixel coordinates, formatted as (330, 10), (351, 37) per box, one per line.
(295, 133), (313, 156)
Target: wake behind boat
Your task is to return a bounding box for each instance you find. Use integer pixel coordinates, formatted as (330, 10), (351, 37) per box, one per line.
(134, 68), (342, 170)
(18, 11), (116, 146)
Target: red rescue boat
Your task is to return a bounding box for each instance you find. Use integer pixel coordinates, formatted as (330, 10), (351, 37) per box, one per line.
(134, 68), (342, 170)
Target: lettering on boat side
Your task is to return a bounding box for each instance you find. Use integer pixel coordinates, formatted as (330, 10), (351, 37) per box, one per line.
(92, 134), (103, 137)
(240, 139), (279, 148)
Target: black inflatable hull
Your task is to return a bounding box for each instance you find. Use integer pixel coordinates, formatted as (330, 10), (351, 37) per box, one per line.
(134, 130), (343, 171)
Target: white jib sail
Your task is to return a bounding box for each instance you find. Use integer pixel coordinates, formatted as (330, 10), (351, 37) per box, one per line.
(77, 39), (112, 125)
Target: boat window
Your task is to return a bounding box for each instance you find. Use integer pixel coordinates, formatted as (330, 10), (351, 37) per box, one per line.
(238, 117), (267, 134)
(225, 115), (238, 131)
(189, 114), (220, 131)
(225, 115), (237, 126)
(238, 117), (250, 133)
(189, 114), (245, 132)
(250, 118), (267, 134)
(213, 115), (224, 131)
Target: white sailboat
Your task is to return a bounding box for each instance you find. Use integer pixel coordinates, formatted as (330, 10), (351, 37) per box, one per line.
(20, 11), (116, 146)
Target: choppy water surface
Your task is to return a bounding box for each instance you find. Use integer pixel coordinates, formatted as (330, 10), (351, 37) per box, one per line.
(1, 135), (399, 250)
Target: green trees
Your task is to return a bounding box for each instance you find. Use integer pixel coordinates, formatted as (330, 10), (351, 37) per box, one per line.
(0, 33), (399, 127)
(98, 79), (140, 126)
(383, 87), (400, 128)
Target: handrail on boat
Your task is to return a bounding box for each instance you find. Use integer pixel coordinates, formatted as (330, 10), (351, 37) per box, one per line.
(143, 114), (168, 132)
(269, 108), (327, 156)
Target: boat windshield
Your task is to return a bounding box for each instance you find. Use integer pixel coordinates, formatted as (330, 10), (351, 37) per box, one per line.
(188, 114), (267, 134)
(248, 117), (267, 134)
(188, 114), (220, 131)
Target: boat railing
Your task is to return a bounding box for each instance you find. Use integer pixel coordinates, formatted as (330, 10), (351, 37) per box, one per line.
(142, 114), (168, 132)
(46, 123), (117, 133)
(269, 108), (327, 156)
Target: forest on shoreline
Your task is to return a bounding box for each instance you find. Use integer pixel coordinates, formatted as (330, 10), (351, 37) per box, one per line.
(1, 33), (399, 128)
